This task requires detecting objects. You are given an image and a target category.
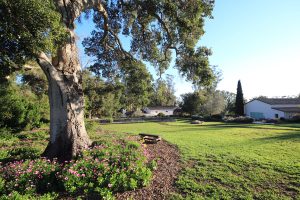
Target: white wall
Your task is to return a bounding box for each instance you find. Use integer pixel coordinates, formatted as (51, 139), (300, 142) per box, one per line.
(145, 109), (174, 116)
(244, 100), (285, 119)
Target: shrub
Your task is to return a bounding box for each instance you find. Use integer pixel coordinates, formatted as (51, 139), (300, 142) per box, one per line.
(203, 114), (223, 122)
(0, 127), (14, 140)
(0, 84), (45, 130)
(0, 138), (154, 199)
(191, 115), (204, 120)
(61, 140), (152, 197)
(131, 110), (145, 118)
(0, 158), (62, 195)
(279, 117), (286, 121)
(157, 112), (165, 117)
(224, 116), (254, 123)
(264, 119), (279, 124)
(287, 115), (300, 123)
(7, 147), (40, 161)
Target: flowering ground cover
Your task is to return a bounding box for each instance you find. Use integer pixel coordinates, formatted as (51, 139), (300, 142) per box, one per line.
(0, 123), (156, 199)
(101, 120), (300, 199)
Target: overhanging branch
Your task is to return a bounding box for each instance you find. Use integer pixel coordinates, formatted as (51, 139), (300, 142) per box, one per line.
(97, 3), (109, 44)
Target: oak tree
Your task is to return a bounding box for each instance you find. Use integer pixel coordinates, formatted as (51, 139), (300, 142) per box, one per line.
(0, 0), (215, 160)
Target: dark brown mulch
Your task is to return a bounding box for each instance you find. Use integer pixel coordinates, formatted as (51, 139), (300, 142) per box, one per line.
(115, 138), (181, 200)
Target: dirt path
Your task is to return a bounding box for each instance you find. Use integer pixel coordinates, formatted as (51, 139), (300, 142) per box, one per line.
(115, 138), (181, 200)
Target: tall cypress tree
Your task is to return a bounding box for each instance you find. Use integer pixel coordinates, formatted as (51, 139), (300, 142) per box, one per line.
(235, 80), (244, 116)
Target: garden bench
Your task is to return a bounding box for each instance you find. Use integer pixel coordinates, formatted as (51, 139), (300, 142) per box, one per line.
(139, 133), (161, 143)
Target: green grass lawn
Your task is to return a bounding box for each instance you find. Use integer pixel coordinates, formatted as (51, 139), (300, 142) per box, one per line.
(100, 120), (300, 200)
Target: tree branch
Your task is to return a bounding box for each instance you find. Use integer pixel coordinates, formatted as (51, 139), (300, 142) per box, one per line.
(109, 30), (133, 59)
(97, 3), (109, 44)
(151, 13), (178, 60)
(37, 52), (67, 93)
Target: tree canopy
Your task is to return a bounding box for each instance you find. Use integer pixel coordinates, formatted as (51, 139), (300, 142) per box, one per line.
(0, 0), (216, 160)
(0, 0), (67, 81)
(83, 0), (215, 88)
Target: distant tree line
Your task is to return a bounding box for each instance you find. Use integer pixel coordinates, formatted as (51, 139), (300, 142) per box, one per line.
(0, 64), (179, 130)
(180, 69), (241, 117)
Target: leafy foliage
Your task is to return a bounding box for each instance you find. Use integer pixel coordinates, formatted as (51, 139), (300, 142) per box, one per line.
(221, 91), (236, 115)
(121, 60), (153, 110)
(0, 83), (46, 129)
(181, 91), (207, 115)
(0, 134), (154, 199)
(150, 75), (177, 107)
(83, 0), (215, 88)
(0, 0), (67, 81)
(223, 116), (254, 123)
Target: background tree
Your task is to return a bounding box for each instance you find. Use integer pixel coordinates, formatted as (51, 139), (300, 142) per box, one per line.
(201, 90), (225, 115)
(221, 90), (236, 115)
(0, 75), (48, 130)
(181, 91), (207, 116)
(150, 75), (176, 107)
(1, 0), (215, 160)
(122, 61), (153, 111)
(235, 80), (244, 116)
(82, 70), (105, 119)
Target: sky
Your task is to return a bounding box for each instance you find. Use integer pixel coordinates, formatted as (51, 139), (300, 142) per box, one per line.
(75, 0), (300, 100)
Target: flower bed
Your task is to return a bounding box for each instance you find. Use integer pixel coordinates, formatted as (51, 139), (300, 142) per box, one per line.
(0, 138), (155, 199)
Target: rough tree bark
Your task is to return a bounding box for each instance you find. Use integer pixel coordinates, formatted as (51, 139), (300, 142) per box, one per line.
(36, 0), (102, 160)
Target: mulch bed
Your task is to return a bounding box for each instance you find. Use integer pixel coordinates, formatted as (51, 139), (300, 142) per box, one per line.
(115, 137), (181, 200)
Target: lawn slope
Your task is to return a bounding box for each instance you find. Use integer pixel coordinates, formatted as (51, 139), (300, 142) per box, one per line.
(101, 121), (300, 199)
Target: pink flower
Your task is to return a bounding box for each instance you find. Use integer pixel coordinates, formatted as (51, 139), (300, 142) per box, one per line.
(81, 174), (86, 177)
(108, 183), (112, 188)
(64, 177), (68, 180)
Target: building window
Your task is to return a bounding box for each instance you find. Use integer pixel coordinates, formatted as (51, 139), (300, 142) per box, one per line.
(275, 114), (279, 118)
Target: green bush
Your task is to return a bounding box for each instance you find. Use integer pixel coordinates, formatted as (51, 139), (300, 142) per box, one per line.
(7, 147), (40, 161)
(0, 84), (45, 130)
(203, 114), (223, 122)
(0, 127), (14, 140)
(224, 116), (254, 123)
(0, 158), (62, 195)
(157, 112), (166, 117)
(286, 115), (300, 123)
(0, 138), (154, 199)
(62, 140), (152, 197)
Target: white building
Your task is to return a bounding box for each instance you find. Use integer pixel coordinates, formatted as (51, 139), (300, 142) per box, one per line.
(244, 98), (300, 120)
(143, 106), (179, 116)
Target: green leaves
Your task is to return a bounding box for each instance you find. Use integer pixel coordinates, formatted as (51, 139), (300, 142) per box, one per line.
(84, 0), (215, 88)
(176, 47), (214, 87)
(0, 0), (67, 78)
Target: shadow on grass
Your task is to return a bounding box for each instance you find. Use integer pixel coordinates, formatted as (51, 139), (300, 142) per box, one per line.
(0, 147), (40, 164)
(257, 131), (300, 142)
(202, 123), (300, 131)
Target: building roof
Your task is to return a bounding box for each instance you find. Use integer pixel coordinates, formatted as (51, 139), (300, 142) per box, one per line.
(272, 107), (300, 113)
(247, 98), (300, 105)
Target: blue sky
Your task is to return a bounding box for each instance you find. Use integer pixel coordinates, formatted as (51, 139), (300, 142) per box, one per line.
(76, 0), (300, 100)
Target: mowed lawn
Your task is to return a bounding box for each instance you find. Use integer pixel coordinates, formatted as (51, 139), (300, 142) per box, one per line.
(100, 120), (300, 199)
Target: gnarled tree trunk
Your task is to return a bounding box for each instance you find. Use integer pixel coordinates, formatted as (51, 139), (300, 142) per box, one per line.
(36, 0), (103, 160)
(37, 31), (91, 160)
